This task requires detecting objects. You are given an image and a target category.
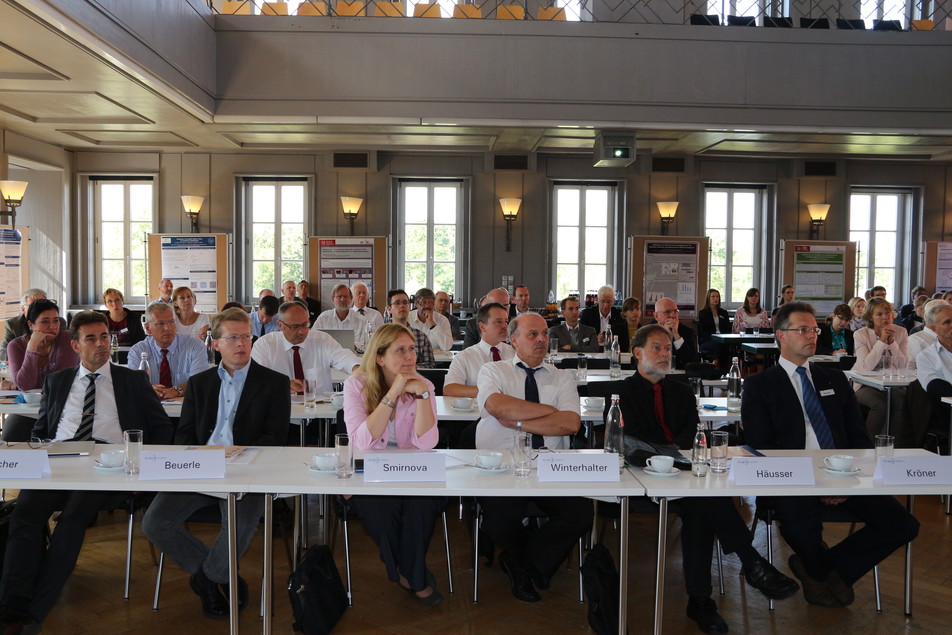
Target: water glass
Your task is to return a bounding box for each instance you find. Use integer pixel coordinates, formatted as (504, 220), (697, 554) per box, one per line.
(710, 430), (729, 473)
(513, 432), (532, 477)
(875, 434), (895, 459)
(548, 339), (559, 364)
(893, 356), (908, 380)
(303, 377), (319, 411)
(752, 326), (760, 336)
(123, 429), (143, 476)
(335, 433), (354, 479)
(576, 354), (588, 380)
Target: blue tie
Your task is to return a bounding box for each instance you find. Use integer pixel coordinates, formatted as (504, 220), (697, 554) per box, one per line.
(517, 363), (545, 449)
(795, 366), (835, 449)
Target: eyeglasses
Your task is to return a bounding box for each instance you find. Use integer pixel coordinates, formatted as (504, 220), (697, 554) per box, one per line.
(779, 327), (821, 336)
(390, 300), (410, 306)
(657, 309), (680, 316)
(150, 320), (175, 328)
(217, 334), (253, 344)
(280, 320), (310, 331)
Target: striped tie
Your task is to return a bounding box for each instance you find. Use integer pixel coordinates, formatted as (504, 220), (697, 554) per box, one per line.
(75, 373), (98, 441)
(795, 366), (835, 449)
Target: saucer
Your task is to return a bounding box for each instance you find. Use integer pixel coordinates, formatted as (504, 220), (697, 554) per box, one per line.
(821, 466), (861, 476)
(474, 464), (510, 473)
(93, 462), (125, 473)
(451, 406), (479, 413)
(643, 466), (680, 478)
(308, 466), (337, 475)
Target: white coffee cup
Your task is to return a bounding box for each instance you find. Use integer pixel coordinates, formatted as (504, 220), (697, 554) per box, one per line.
(312, 453), (338, 471)
(22, 390), (42, 404)
(646, 455), (674, 473)
(475, 451), (504, 470)
(824, 454), (855, 472)
(452, 397), (475, 410)
(331, 393), (344, 408)
(584, 396), (605, 410)
(99, 449), (126, 468)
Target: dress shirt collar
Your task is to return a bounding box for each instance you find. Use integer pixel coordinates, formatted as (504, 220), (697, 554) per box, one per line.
(511, 353), (547, 373)
(218, 361), (250, 381)
(148, 335), (179, 357)
(477, 339), (506, 356)
(279, 332), (308, 353)
(78, 359), (113, 382)
(778, 355), (811, 382)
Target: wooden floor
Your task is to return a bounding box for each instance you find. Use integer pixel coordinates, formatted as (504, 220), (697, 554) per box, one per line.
(16, 492), (952, 634)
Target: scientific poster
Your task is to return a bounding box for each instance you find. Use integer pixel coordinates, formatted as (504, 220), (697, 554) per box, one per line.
(318, 238), (375, 302)
(159, 235), (218, 313)
(0, 228), (22, 319)
(643, 241), (699, 319)
(935, 243), (952, 292)
(792, 245), (846, 315)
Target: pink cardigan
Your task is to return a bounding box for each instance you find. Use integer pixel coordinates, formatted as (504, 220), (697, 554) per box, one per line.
(343, 373), (439, 451)
(6, 331), (79, 391)
(851, 326), (910, 391)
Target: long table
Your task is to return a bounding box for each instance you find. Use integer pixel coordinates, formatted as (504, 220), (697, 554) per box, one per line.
(845, 370), (918, 436)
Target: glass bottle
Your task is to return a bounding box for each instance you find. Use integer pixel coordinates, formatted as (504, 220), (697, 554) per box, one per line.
(609, 335), (622, 379)
(205, 331), (215, 364)
(138, 351), (150, 378)
(727, 357), (742, 413)
(692, 421), (709, 477)
(604, 394), (625, 469)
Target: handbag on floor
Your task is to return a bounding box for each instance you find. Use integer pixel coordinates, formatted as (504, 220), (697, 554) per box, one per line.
(288, 544), (348, 634)
(581, 543), (620, 635)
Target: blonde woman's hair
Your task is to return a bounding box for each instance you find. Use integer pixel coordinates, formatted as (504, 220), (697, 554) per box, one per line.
(357, 323), (416, 415)
(861, 297), (893, 329)
(101, 288), (124, 304)
(171, 286), (194, 318)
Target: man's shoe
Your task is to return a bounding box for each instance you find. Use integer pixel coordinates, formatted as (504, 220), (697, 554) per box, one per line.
(686, 596), (728, 634)
(787, 555), (838, 607)
(220, 575), (249, 611)
(743, 557), (800, 600)
(189, 569), (228, 619)
(498, 550), (540, 603)
(826, 570), (855, 607)
(529, 565), (552, 591)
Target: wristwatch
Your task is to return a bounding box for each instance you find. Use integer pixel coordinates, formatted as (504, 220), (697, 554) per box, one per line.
(516, 421), (523, 432)
(173, 386), (184, 396)
(414, 391), (431, 400)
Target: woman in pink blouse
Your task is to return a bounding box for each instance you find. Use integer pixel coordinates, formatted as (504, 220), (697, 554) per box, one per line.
(732, 287), (771, 333)
(342, 323), (444, 606)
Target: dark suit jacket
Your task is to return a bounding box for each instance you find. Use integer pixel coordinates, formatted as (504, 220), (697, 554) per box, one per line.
(817, 324), (855, 355)
(579, 306), (630, 352)
(33, 364), (173, 443)
(441, 311), (462, 340)
(646, 321), (700, 369)
(613, 373), (699, 449)
(176, 360), (290, 447)
(742, 363), (871, 451)
(462, 318), (480, 349)
(697, 308), (731, 345)
(548, 323), (599, 352)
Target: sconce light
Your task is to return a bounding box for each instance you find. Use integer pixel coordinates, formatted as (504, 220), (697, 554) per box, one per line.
(181, 195), (204, 233)
(0, 180), (28, 228)
(341, 196), (363, 235)
(657, 201), (678, 236)
(807, 203), (830, 240)
(499, 198), (522, 252)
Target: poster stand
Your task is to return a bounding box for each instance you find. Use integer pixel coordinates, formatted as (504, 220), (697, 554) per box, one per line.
(147, 234), (230, 313)
(778, 240), (856, 315)
(309, 236), (389, 310)
(629, 235), (709, 320)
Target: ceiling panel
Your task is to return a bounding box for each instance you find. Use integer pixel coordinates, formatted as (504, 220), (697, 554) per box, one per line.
(0, 91), (152, 124)
(58, 129), (196, 147)
(0, 42), (67, 81)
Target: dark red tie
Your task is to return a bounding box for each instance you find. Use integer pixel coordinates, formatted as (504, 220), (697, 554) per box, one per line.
(159, 349), (172, 388)
(490, 346), (501, 361)
(653, 383), (674, 443)
(292, 345), (305, 394)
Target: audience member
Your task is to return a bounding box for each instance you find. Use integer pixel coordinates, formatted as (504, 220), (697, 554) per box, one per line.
(651, 297), (699, 369)
(463, 288), (510, 348)
(409, 288), (452, 351)
(444, 302), (513, 397)
(127, 303), (207, 399)
(435, 291), (462, 340)
(620, 297), (642, 346)
(870, 286), (887, 300)
(351, 282), (384, 330)
(386, 289), (435, 368)
(579, 285), (629, 352)
(909, 300), (950, 365)
(771, 284), (795, 316)
(280, 280), (297, 304)
(817, 304), (855, 356)
(172, 286), (210, 340)
(732, 287), (770, 333)
(697, 288), (731, 370)
(251, 295), (280, 337)
(258, 289), (275, 300)
(510, 285), (531, 317)
(915, 302), (952, 398)
(1, 288), (65, 361)
(149, 278), (174, 306)
(943, 291), (952, 303)
(846, 297), (866, 331)
(548, 296), (598, 352)
(296, 280), (321, 326)
(313, 284), (363, 333)
(906, 295), (930, 334)
(897, 286), (928, 331)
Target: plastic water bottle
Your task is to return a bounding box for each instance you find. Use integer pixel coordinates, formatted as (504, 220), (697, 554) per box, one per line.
(692, 421), (709, 477)
(727, 357), (742, 413)
(110, 333), (119, 362)
(604, 394), (625, 470)
(205, 332), (215, 364)
(138, 352), (151, 378)
(609, 335), (622, 378)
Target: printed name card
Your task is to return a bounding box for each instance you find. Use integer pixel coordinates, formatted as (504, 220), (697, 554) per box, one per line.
(0, 450), (49, 479)
(363, 452), (446, 483)
(139, 450), (226, 480)
(873, 456), (952, 485)
(537, 453), (620, 482)
(729, 457), (815, 486)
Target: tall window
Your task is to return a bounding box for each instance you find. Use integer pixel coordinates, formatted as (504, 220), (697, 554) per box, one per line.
(553, 183), (615, 300)
(94, 178), (155, 302)
(704, 187), (764, 306)
(850, 189), (913, 301)
(246, 179), (307, 297)
(396, 180), (463, 295)
(860, 0), (908, 27)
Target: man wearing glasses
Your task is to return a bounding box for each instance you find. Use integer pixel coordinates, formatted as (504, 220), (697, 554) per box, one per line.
(386, 289), (436, 368)
(251, 302), (360, 395)
(409, 287), (453, 352)
(651, 297), (699, 369)
(743, 302), (919, 608)
(313, 283), (363, 333)
(143, 308), (290, 620)
(127, 303), (207, 399)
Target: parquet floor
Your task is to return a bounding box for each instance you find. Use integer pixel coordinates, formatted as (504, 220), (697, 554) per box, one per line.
(15, 493), (952, 634)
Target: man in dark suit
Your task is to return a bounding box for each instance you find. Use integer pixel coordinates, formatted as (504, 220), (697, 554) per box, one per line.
(142, 308), (290, 620)
(463, 287), (510, 348)
(649, 297), (699, 369)
(548, 296), (598, 352)
(613, 324), (798, 633)
(578, 285), (629, 352)
(509, 284), (531, 318)
(0, 311), (173, 633)
(743, 302), (920, 608)
(435, 291), (462, 340)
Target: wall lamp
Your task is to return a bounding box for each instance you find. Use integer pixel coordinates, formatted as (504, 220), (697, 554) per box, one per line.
(181, 196), (204, 233)
(341, 196), (363, 235)
(657, 201), (678, 236)
(499, 198), (521, 251)
(808, 203), (830, 240)
(0, 180), (28, 229)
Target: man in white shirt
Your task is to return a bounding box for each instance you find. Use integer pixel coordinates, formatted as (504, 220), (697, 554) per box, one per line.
(915, 302), (952, 391)
(474, 313), (593, 603)
(409, 287), (452, 351)
(908, 300), (949, 366)
(252, 302), (360, 396)
(350, 282), (384, 330)
(127, 303), (208, 399)
(313, 283), (363, 333)
(281, 280), (297, 304)
(149, 278), (174, 305)
(435, 291), (462, 340)
(444, 302), (512, 397)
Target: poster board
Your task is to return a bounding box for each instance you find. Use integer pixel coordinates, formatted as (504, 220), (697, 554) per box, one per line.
(309, 236), (388, 310)
(629, 236), (709, 320)
(0, 226), (27, 320)
(923, 242), (952, 293)
(779, 240), (856, 316)
(147, 234), (229, 313)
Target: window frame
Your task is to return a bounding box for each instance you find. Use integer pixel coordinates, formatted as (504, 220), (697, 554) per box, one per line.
(849, 187), (919, 302)
(551, 181), (620, 302)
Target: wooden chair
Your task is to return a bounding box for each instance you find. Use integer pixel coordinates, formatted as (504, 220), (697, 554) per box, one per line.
(537, 7), (566, 21)
(373, 1), (405, 16)
(453, 4), (483, 18)
(297, 1), (329, 15)
(910, 19), (934, 30)
(335, 0), (366, 16)
(261, 1), (289, 15)
(221, 0), (252, 15)
(413, 3), (442, 17)
(496, 5), (525, 19)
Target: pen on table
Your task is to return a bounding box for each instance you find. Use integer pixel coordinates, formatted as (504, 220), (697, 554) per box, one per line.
(49, 452), (89, 457)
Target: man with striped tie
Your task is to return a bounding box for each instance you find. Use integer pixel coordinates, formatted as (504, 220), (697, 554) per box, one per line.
(743, 302), (920, 609)
(443, 302), (512, 398)
(0, 311), (172, 633)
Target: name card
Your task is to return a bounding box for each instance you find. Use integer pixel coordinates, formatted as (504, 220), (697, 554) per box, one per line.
(139, 450), (226, 480)
(537, 453), (620, 482)
(0, 450), (49, 479)
(363, 452), (445, 483)
(729, 457), (815, 486)
(873, 456), (952, 485)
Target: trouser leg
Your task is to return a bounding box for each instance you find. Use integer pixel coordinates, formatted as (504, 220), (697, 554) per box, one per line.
(395, 498), (444, 590)
(828, 495), (920, 585)
(201, 495), (265, 584)
(142, 492), (220, 577)
(523, 497), (593, 577)
(759, 496), (828, 579)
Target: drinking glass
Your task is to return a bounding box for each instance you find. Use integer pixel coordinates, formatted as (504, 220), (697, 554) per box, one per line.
(710, 430), (729, 473)
(875, 434), (895, 459)
(335, 433), (354, 479)
(752, 326), (760, 336)
(124, 429), (143, 476)
(303, 377), (319, 411)
(548, 339), (559, 364)
(576, 354), (587, 381)
(893, 356), (908, 380)
(513, 432), (532, 477)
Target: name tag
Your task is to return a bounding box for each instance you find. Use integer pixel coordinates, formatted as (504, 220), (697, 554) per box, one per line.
(363, 452), (445, 483)
(0, 450), (49, 478)
(538, 453), (619, 482)
(874, 456), (952, 485)
(820, 389), (835, 397)
(139, 449), (226, 480)
(729, 457), (815, 486)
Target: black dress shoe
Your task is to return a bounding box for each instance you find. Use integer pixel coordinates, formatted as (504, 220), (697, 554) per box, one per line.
(743, 558), (800, 600)
(529, 565), (552, 591)
(787, 555), (838, 607)
(498, 550), (540, 603)
(826, 570), (855, 606)
(686, 596), (728, 634)
(220, 575), (249, 611)
(189, 569), (228, 619)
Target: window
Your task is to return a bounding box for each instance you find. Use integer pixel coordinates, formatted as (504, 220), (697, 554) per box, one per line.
(704, 186), (764, 306)
(850, 189), (914, 301)
(553, 183), (616, 300)
(93, 178), (155, 302)
(246, 179), (308, 297)
(860, 0), (908, 27)
(396, 180), (463, 295)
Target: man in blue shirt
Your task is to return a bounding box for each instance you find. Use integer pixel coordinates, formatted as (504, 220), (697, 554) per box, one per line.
(250, 295), (280, 338)
(127, 303), (207, 399)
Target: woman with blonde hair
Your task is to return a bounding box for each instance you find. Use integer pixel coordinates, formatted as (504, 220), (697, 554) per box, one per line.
(171, 286), (210, 340)
(342, 323), (444, 606)
(847, 297), (866, 331)
(98, 288), (145, 347)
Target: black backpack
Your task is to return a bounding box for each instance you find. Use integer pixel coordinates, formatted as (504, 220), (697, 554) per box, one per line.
(580, 543), (620, 635)
(288, 545), (348, 634)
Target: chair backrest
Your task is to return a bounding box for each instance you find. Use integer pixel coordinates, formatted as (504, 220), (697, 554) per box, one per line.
(763, 16), (793, 28)
(453, 4), (482, 18)
(727, 15), (756, 27)
(836, 18), (866, 30)
(413, 3), (441, 17)
(690, 14), (720, 26)
(685, 362), (721, 380)
(800, 17), (830, 29)
(335, 0), (366, 16)
(373, 1), (405, 17)
(537, 7), (566, 21)
(910, 19), (934, 30)
(496, 5), (525, 19)
(261, 2), (289, 15)
(417, 368), (447, 395)
(873, 19), (902, 31)
(459, 421), (478, 449)
(221, 0), (252, 15)
(297, 1), (328, 15)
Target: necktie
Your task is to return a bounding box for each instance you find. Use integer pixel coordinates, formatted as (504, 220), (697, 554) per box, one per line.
(490, 346), (501, 362)
(569, 327), (579, 345)
(516, 363), (545, 448)
(159, 349), (172, 388)
(358, 308), (365, 315)
(652, 383), (675, 443)
(292, 345), (305, 395)
(75, 373), (98, 441)
(795, 366), (835, 449)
